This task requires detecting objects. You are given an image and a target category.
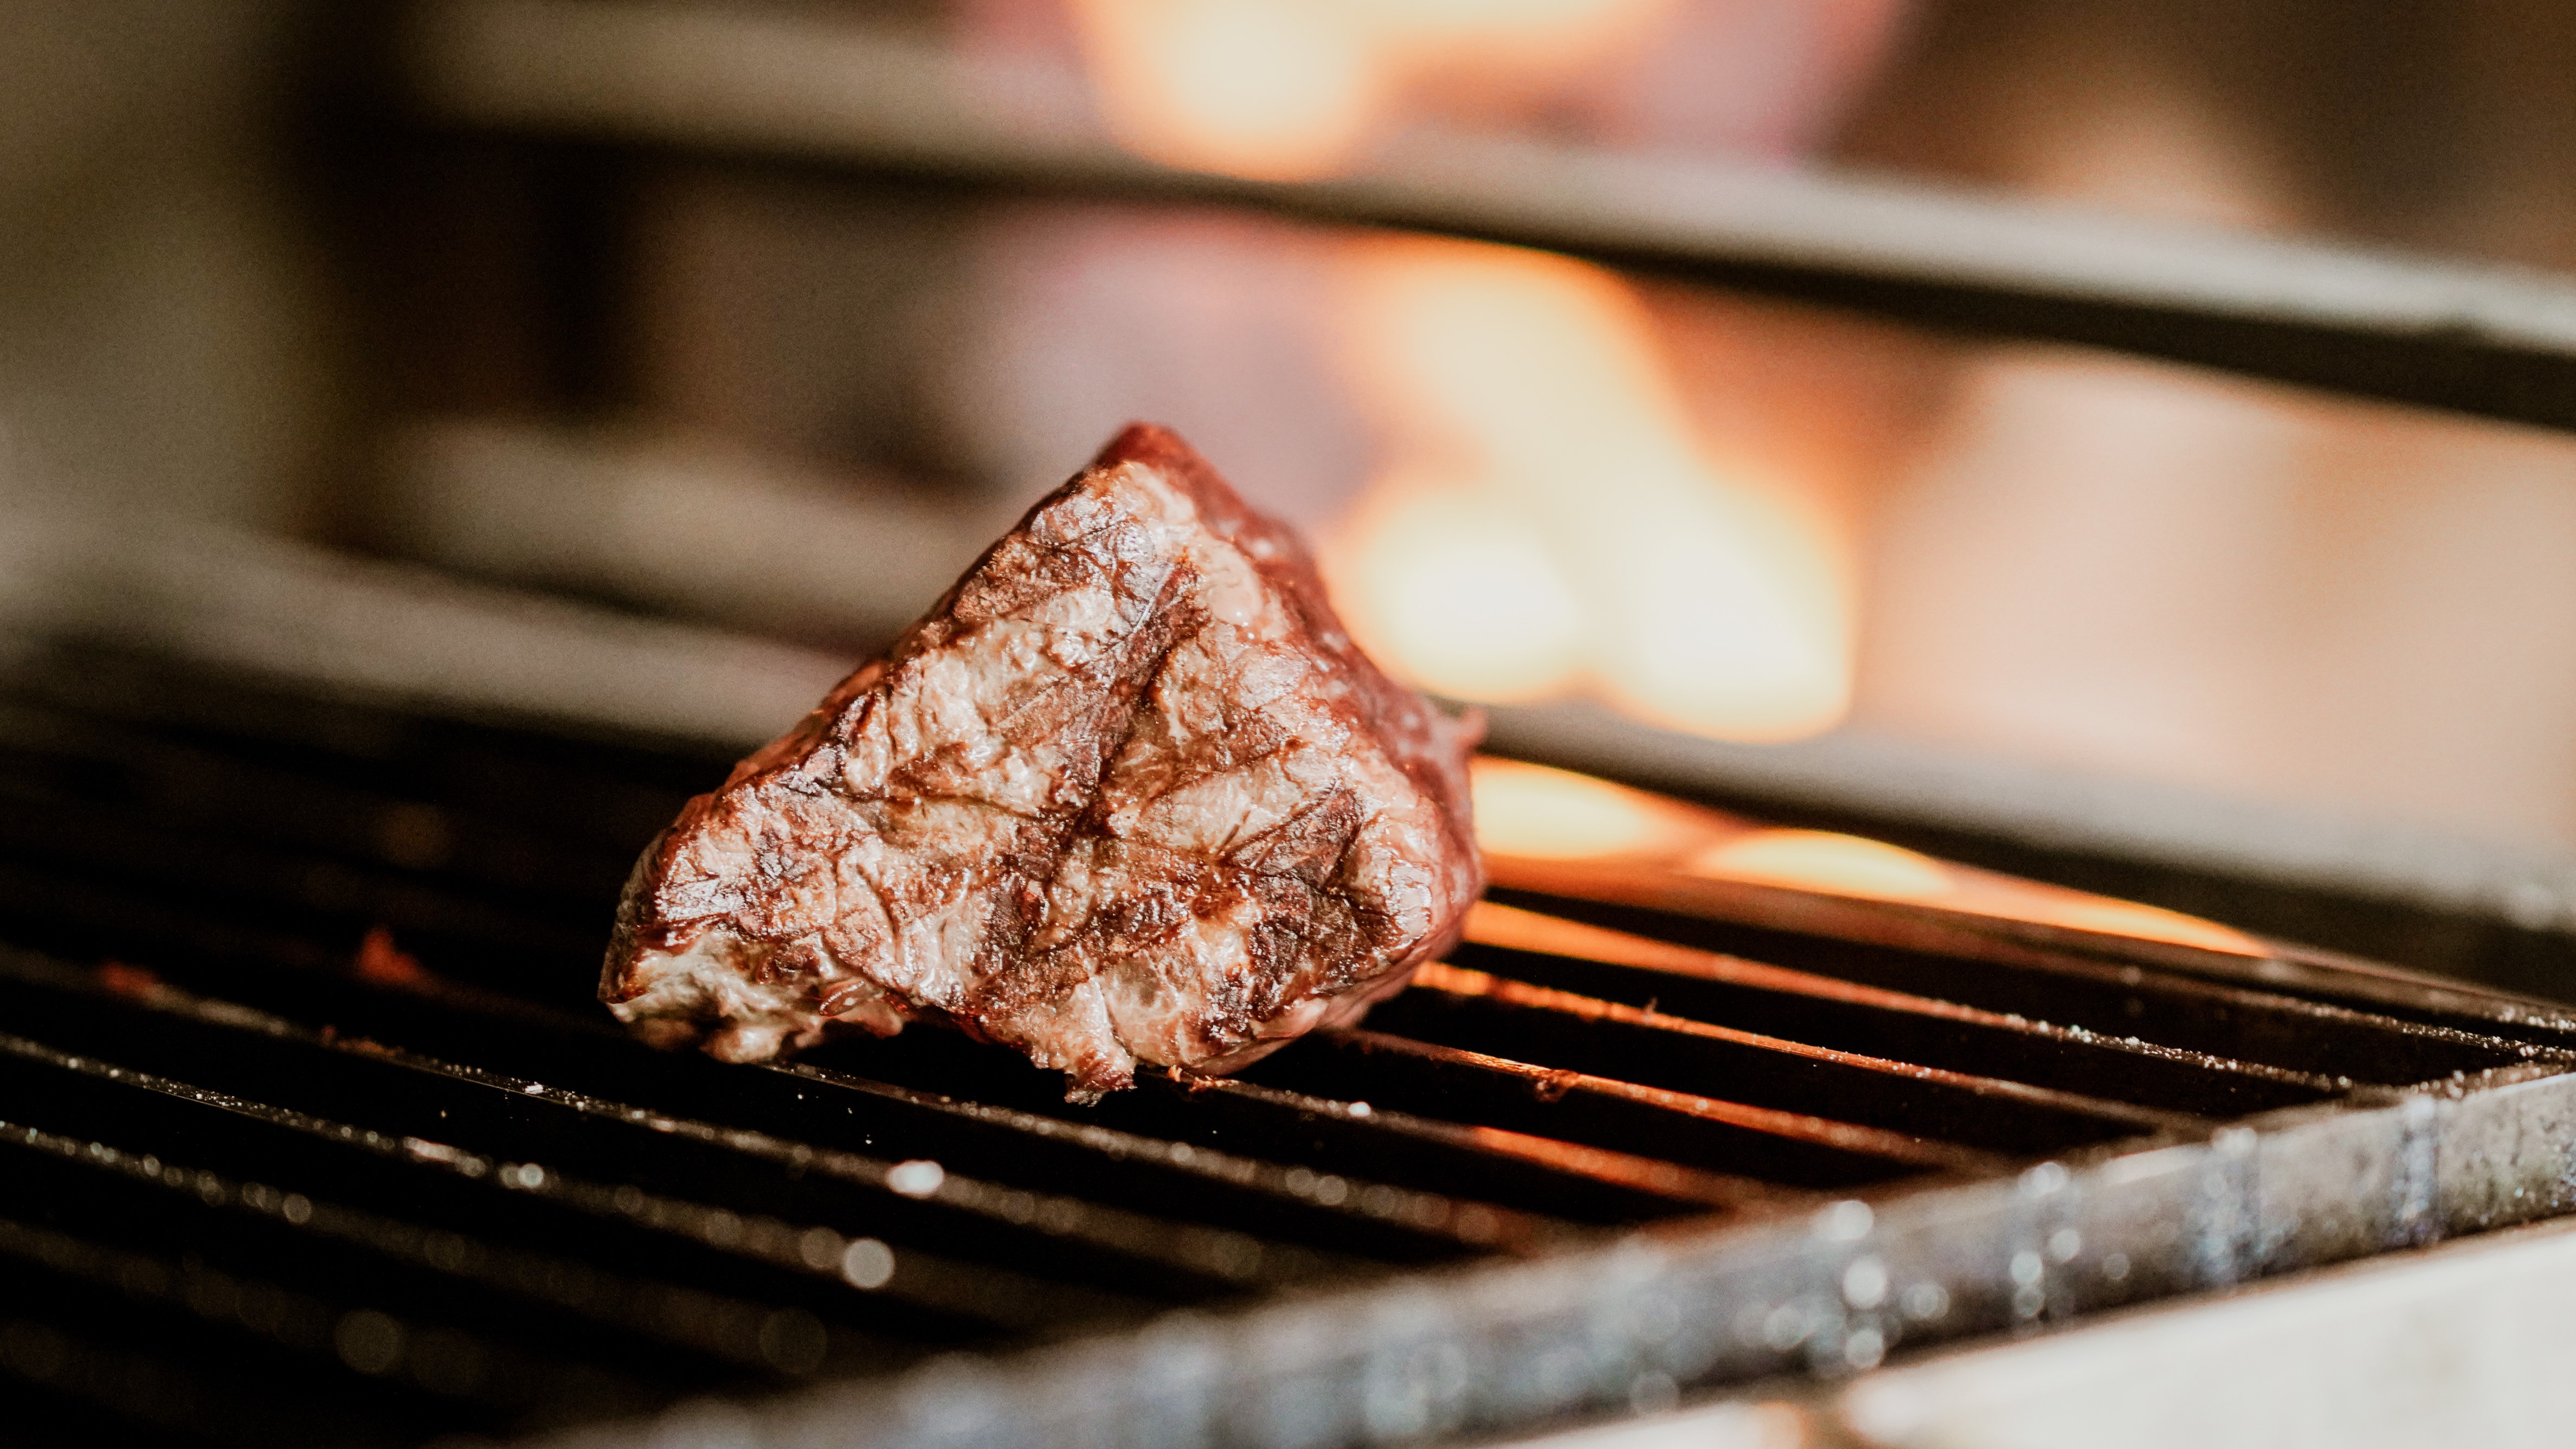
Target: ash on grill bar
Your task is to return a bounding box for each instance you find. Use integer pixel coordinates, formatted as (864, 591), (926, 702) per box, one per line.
(10, 4), (2576, 1449)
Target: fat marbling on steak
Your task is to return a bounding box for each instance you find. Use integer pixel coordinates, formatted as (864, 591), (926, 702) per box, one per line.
(600, 424), (1482, 1099)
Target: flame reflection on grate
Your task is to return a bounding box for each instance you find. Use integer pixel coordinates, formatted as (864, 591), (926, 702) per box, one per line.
(1472, 758), (2263, 956)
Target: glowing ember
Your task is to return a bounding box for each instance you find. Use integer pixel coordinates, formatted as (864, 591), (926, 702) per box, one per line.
(355, 925), (429, 986)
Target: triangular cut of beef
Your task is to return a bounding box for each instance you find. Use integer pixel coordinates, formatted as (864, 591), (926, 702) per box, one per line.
(601, 423), (1482, 1100)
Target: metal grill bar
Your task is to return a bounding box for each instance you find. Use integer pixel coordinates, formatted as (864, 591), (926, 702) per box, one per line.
(776, 1064), (1572, 1252)
(0, 1031), (1128, 1332)
(1485, 883), (2553, 1083)
(0, 1117), (879, 1375)
(2, 643), (2573, 1448)
(1253, 1030), (2008, 1182)
(1459, 902), (2345, 1115)
(1128, 1071), (1795, 1215)
(0, 959), (1374, 1296)
(1389, 963), (2197, 1147)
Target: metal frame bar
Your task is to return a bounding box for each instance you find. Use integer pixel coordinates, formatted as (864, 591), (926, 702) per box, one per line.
(404, 0), (2576, 435)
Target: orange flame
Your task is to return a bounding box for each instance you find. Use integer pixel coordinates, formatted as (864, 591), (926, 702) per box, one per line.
(1065, 0), (1670, 178)
(1692, 829), (1953, 901)
(1065, 0), (1384, 178)
(1469, 757), (1700, 860)
(1328, 468), (1585, 703)
(1064, 0), (1853, 741)
(1330, 241), (1853, 741)
(1471, 758), (2264, 957)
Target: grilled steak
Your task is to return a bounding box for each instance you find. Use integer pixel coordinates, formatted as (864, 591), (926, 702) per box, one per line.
(601, 424), (1482, 1099)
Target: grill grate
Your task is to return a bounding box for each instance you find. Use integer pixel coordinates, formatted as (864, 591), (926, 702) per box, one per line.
(2, 637), (2574, 1448)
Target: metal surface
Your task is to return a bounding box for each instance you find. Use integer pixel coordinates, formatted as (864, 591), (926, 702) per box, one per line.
(2, 639), (2574, 1447)
(399, 0), (2576, 436)
(1511, 1212), (2576, 1449)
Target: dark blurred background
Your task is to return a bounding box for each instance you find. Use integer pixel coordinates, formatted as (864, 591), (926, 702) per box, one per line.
(10, 0), (2576, 970)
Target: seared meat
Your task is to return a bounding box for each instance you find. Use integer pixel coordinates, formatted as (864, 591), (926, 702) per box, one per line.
(600, 424), (1482, 1099)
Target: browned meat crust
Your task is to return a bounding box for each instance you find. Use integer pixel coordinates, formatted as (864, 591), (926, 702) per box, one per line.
(600, 424), (1482, 1099)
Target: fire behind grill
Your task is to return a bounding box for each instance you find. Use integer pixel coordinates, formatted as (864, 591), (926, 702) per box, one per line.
(2, 637), (2574, 1449)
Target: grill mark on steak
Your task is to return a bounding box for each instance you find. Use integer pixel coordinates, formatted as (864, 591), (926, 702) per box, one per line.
(601, 424), (1482, 1099)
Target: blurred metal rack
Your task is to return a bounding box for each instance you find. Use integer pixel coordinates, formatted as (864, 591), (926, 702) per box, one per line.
(401, 0), (2576, 436)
